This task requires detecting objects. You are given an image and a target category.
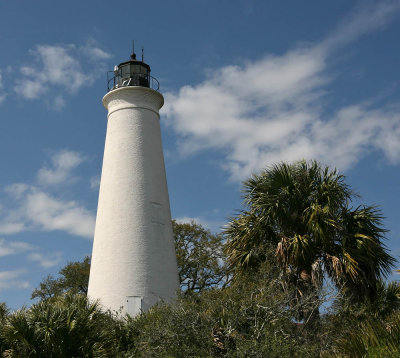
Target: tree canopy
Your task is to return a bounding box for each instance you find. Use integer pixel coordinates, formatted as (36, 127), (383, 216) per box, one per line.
(224, 161), (395, 303)
(31, 256), (90, 300)
(14, 160), (399, 357)
(32, 221), (229, 299)
(173, 219), (229, 292)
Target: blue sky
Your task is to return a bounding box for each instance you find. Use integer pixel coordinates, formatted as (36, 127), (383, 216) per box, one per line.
(0, 0), (400, 308)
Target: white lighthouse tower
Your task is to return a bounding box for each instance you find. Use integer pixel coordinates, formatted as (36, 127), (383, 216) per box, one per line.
(88, 49), (179, 316)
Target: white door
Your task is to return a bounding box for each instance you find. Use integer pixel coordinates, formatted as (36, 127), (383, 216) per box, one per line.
(126, 296), (142, 316)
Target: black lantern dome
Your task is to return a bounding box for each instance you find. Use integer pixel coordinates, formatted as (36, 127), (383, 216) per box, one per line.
(107, 49), (159, 92)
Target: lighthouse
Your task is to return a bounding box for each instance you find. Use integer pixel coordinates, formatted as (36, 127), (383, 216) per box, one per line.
(88, 49), (179, 316)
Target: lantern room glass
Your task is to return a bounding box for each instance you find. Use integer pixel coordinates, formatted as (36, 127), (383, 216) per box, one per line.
(115, 61), (150, 88)
(107, 56), (159, 92)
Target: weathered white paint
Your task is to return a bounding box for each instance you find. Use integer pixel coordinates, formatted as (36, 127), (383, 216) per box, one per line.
(88, 86), (179, 316)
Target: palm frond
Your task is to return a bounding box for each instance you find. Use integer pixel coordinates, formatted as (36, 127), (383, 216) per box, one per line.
(224, 160), (394, 304)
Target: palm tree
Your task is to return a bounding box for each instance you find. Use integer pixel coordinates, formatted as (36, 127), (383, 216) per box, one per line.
(224, 161), (395, 308)
(1, 294), (115, 357)
(325, 310), (400, 357)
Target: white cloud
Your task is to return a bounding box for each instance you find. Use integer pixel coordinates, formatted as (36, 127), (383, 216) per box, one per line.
(0, 151), (95, 239)
(81, 45), (112, 60)
(0, 187), (95, 239)
(0, 238), (61, 269)
(0, 222), (26, 235)
(28, 252), (62, 268)
(175, 216), (223, 233)
(175, 216), (206, 225)
(14, 42), (111, 103)
(320, 1), (400, 53)
(15, 79), (46, 99)
(15, 45), (86, 99)
(5, 183), (29, 198)
(37, 150), (85, 186)
(52, 95), (66, 111)
(24, 190), (95, 238)
(0, 70), (6, 104)
(0, 239), (33, 256)
(0, 270), (29, 290)
(164, 2), (400, 181)
(90, 175), (101, 190)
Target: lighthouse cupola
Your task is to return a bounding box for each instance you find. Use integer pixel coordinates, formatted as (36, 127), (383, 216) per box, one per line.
(107, 48), (159, 91)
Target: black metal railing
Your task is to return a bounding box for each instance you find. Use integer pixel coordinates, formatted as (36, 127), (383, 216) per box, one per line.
(107, 72), (160, 92)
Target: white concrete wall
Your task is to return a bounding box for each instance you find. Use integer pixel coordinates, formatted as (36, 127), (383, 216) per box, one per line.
(88, 86), (179, 316)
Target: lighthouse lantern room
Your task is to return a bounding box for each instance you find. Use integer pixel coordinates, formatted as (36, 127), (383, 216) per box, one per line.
(107, 48), (159, 91)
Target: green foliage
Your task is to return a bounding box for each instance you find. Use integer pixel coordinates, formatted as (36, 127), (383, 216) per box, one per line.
(2, 263), (337, 357)
(31, 256), (90, 300)
(33, 222), (229, 299)
(0, 302), (9, 353)
(0, 302), (9, 322)
(173, 219), (230, 292)
(30, 274), (63, 300)
(224, 161), (394, 305)
(117, 262), (326, 357)
(334, 280), (400, 323)
(12, 161), (398, 356)
(325, 310), (400, 357)
(1, 294), (115, 357)
(320, 281), (400, 357)
(58, 256), (91, 295)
